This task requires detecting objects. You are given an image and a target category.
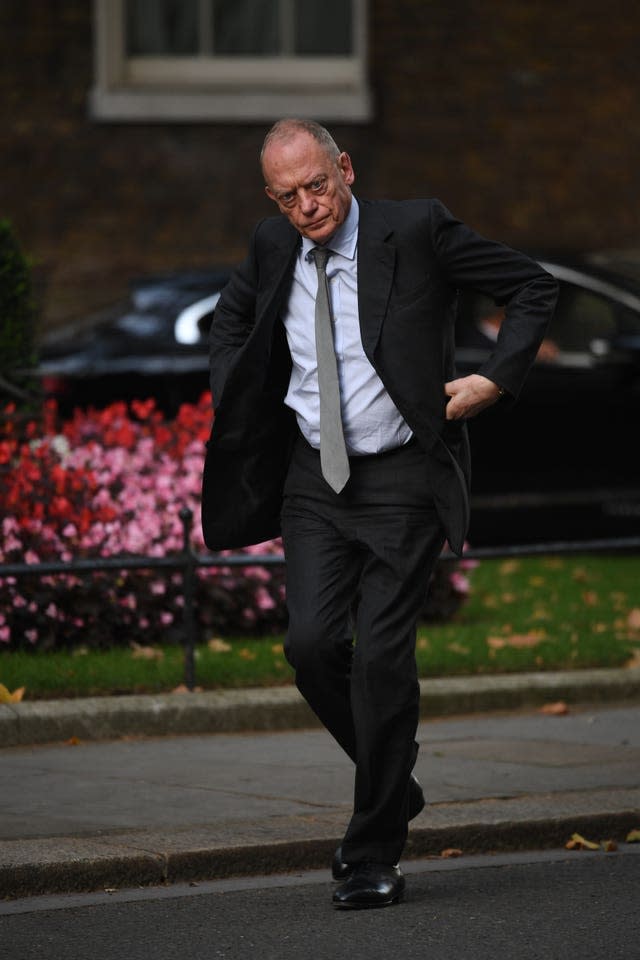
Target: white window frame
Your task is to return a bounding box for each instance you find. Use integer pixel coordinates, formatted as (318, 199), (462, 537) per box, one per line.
(90, 0), (372, 122)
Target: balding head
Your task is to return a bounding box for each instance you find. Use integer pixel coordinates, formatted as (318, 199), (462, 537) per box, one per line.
(260, 119), (341, 172)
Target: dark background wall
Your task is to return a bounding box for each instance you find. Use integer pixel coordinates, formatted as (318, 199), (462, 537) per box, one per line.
(1, 1), (639, 332)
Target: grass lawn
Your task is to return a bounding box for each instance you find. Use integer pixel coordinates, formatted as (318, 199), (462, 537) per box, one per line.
(1, 554), (638, 701)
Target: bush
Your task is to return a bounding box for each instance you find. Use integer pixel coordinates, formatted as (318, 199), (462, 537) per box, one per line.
(0, 220), (39, 405)
(0, 395), (473, 650)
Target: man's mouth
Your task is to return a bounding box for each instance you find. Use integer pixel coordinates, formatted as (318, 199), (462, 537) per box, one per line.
(306, 215), (329, 229)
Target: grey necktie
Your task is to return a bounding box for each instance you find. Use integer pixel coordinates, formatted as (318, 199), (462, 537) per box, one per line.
(309, 246), (350, 493)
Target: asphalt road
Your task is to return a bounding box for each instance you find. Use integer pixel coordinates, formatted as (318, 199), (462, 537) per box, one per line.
(2, 847), (639, 960)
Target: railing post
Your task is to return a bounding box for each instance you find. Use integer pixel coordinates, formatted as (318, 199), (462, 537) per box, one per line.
(179, 507), (197, 691)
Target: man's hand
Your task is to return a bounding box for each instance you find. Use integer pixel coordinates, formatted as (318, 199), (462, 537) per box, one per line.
(444, 374), (503, 420)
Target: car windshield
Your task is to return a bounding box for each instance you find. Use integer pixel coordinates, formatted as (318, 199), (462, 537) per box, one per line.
(586, 251), (640, 288)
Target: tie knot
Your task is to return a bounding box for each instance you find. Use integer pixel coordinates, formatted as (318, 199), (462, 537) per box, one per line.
(310, 246), (331, 271)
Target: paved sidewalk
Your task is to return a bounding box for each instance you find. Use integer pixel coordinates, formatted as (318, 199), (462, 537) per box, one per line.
(1, 673), (639, 900)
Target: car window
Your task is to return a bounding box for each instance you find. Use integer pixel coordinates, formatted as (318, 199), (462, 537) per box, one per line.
(617, 303), (640, 335)
(549, 283), (616, 351)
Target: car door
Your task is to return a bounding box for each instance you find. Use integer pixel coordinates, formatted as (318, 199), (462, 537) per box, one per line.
(455, 270), (640, 544)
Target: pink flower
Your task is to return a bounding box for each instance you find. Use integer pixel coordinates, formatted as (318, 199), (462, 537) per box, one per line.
(160, 611), (174, 626)
(255, 586), (276, 611)
(449, 572), (470, 595)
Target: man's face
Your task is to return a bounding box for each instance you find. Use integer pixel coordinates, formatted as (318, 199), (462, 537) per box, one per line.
(263, 132), (355, 244)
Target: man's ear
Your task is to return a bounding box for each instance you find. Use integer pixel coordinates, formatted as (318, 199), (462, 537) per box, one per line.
(338, 152), (355, 187)
(265, 185), (276, 202)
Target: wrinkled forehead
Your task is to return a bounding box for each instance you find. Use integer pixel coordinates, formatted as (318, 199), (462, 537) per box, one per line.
(262, 132), (335, 187)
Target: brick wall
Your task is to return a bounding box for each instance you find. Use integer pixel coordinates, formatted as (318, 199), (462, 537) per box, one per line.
(1, 0), (639, 331)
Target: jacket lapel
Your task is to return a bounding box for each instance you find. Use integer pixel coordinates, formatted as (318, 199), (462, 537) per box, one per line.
(356, 200), (396, 358)
(258, 222), (300, 324)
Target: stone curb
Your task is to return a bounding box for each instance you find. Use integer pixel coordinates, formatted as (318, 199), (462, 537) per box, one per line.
(2, 800), (638, 900)
(1, 667), (640, 748)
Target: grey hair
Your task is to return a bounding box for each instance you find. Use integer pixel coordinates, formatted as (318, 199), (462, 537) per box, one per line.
(260, 119), (341, 168)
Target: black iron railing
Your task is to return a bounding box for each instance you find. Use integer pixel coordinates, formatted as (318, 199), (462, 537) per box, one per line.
(1, 509), (639, 690)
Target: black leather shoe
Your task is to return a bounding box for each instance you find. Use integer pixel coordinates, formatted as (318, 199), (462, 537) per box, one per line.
(331, 775), (424, 881)
(332, 862), (405, 909)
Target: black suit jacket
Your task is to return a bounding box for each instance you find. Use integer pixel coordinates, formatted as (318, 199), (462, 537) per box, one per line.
(201, 198), (557, 555)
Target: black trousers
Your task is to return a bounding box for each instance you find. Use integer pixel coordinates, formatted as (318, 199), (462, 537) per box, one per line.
(281, 435), (445, 865)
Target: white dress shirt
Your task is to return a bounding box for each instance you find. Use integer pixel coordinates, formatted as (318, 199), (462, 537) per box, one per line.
(282, 198), (412, 455)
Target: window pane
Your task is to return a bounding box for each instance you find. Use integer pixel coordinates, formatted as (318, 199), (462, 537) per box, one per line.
(126, 0), (199, 55)
(551, 284), (616, 351)
(295, 0), (353, 55)
(213, 0), (279, 55)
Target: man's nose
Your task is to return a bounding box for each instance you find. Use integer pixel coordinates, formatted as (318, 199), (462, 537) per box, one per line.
(299, 190), (318, 215)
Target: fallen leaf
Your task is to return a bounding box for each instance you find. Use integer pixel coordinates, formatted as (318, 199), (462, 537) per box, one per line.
(208, 637), (232, 653)
(238, 648), (256, 661)
(628, 609), (640, 631)
(507, 632), (546, 648)
(565, 832), (600, 851)
(440, 848), (463, 858)
(66, 736), (81, 746)
(601, 840), (618, 852)
(626, 828), (640, 843)
(170, 684), (203, 694)
(499, 560), (520, 575)
(447, 642), (471, 656)
(540, 701), (569, 716)
(271, 643), (284, 655)
(487, 633), (544, 651)
(582, 591), (599, 606)
(0, 683), (25, 704)
(130, 643), (164, 661)
(487, 636), (507, 650)
(623, 649), (640, 669)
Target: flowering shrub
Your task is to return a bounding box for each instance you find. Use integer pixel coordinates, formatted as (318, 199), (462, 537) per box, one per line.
(0, 396), (473, 651)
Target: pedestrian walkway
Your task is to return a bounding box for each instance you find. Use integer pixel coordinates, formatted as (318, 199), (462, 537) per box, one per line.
(1, 674), (639, 900)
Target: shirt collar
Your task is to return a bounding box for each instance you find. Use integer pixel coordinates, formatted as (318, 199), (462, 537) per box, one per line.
(302, 196), (359, 263)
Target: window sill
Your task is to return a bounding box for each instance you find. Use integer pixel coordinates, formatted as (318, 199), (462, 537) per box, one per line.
(89, 86), (373, 123)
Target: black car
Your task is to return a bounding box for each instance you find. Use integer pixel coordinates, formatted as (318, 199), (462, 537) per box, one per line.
(456, 254), (640, 544)
(39, 254), (640, 546)
(39, 269), (229, 415)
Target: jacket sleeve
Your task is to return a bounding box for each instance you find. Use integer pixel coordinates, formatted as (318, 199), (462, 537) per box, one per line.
(208, 224), (262, 408)
(429, 200), (559, 399)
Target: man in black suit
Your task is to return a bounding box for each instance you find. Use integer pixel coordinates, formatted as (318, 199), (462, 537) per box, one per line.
(202, 119), (557, 909)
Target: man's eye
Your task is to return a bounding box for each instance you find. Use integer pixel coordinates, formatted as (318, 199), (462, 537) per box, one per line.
(311, 179), (326, 192)
(281, 193), (295, 206)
